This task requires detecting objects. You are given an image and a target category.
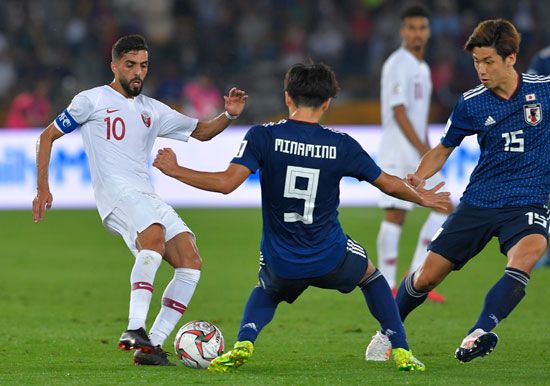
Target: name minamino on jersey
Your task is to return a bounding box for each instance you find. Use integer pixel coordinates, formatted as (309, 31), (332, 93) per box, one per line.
(274, 138), (337, 159)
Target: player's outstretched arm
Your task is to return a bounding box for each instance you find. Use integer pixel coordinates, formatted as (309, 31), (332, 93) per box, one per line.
(153, 147), (251, 194)
(32, 123), (64, 223)
(410, 143), (454, 185)
(191, 87), (248, 141)
(372, 172), (451, 212)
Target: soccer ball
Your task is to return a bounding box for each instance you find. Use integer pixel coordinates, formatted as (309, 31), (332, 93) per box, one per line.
(174, 320), (224, 369)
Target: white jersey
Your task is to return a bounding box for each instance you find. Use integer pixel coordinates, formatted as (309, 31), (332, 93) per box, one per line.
(378, 47), (432, 167)
(53, 85), (198, 220)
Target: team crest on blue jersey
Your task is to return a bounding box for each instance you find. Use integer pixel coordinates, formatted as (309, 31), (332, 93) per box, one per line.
(523, 103), (542, 126)
(141, 111), (151, 128)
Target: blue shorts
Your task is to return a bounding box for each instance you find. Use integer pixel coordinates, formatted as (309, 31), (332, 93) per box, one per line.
(257, 237), (369, 304)
(429, 201), (549, 270)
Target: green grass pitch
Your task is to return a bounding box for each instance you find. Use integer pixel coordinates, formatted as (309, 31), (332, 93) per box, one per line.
(1, 207), (549, 385)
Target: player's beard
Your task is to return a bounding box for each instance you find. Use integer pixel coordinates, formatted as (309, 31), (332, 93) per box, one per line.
(120, 77), (143, 97)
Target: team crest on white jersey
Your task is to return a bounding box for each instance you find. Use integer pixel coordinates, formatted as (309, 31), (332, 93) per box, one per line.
(141, 111), (151, 128)
(524, 103), (542, 126)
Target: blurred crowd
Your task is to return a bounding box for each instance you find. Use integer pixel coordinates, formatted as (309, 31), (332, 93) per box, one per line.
(0, 0), (548, 127)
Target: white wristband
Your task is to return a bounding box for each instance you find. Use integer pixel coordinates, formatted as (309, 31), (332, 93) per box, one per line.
(224, 110), (239, 120)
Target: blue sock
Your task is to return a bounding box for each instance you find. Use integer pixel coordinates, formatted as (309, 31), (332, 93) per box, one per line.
(360, 269), (409, 350)
(396, 272), (428, 322)
(469, 267), (529, 334)
(237, 286), (278, 343)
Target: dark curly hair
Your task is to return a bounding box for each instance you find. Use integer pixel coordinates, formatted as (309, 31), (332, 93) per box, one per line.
(112, 34), (148, 61)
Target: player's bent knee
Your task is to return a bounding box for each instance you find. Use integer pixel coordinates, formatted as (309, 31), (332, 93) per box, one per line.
(168, 250), (202, 270)
(509, 249), (547, 273)
(366, 259), (377, 276)
(412, 251), (453, 291)
(532, 238), (548, 258)
(138, 239), (165, 256)
(508, 234), (548, 272)
(358, 261), (377, 285)
(136, 224), (166, 255)
(164, 232), (203, 269)
(412, 270), (441, 292)
(184, 252), (202, 270)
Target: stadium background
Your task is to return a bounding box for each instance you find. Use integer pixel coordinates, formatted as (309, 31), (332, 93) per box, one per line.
(2, 0), (548, 208)
(0, 0), (548, 127)
(2, 1), (550, 385)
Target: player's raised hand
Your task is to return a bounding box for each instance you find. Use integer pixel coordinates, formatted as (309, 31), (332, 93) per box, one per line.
(416, 181), (451, 212)
(406, 173), (425, 189)
(153, 148), (180, 177)
(224, 87), (248, 117)
(32, 189), (53, 223)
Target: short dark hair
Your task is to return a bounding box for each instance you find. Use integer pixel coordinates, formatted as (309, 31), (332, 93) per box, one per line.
(464, 19), (521, 59)
(400, 4), (430, 21)
(284, 63), (339, 108)
(112, 34), (148, 61)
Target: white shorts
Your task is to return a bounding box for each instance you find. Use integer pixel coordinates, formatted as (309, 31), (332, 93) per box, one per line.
(104, 191), (193, 257)
(378, 165), (444, 211)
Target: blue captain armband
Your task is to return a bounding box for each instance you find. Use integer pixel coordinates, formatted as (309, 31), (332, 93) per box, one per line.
(54, 109), (79, 133)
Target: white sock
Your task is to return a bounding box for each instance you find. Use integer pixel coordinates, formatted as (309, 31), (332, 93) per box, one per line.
(127, 249), (163, 330)
(376, 221), (402, 288)
(149, 268), (201, 347)
(409, 212), (447, 273)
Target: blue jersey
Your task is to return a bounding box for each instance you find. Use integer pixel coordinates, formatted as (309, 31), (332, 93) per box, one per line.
(231, 119), (381, 279)
(442, 73), (550, 208)
(528, 45), (550, 75)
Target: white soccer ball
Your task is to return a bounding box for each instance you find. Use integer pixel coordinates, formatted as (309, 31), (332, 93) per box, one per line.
(174, 320), (224, 369)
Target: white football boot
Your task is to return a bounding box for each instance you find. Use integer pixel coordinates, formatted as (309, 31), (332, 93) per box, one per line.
(365, 331), (391, 361)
